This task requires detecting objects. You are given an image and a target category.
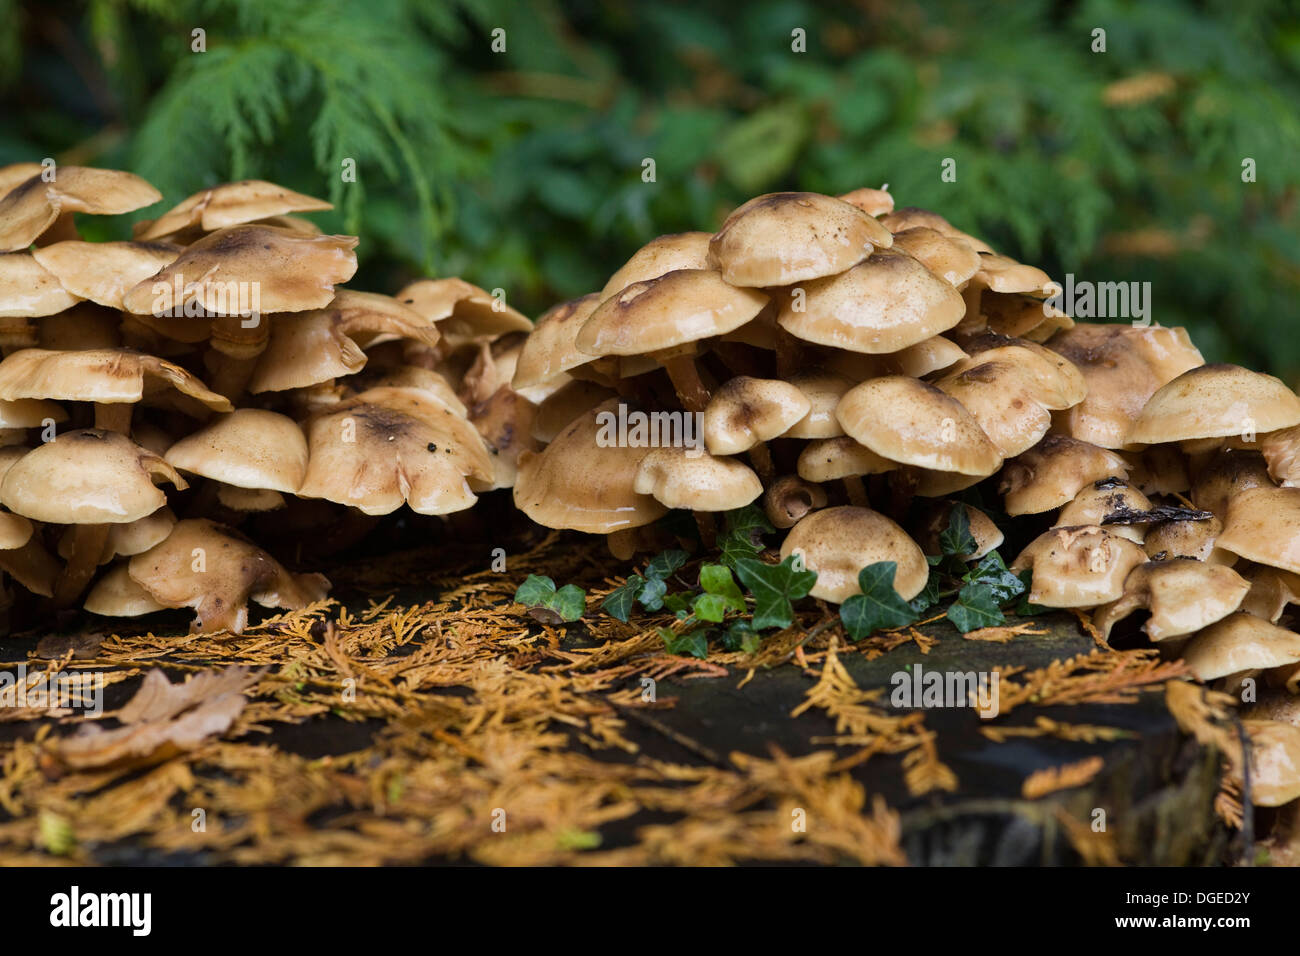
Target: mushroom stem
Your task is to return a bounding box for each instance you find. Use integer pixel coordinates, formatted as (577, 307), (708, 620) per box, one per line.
(53, 524), (110, 607)
(843, 475), (869, 508)
(747, 440), (777, 484)
(713, 341), (768, 379)
(693, 511), (717, 550)
(94, 402), (133, 434)
(887, 470), (919, 523)
(661, 354), (711, 413)
(206, 352), (258, 403)
(773, 326), (805, 380)
(764, 475), (827, 529)
(959, 282), (985, 332)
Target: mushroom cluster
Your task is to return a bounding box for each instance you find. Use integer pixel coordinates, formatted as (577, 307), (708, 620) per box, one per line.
(0, 165), (530, 633)
(513, 187), (1300, 803)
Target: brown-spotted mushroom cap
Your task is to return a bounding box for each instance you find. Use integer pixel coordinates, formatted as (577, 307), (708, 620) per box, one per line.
(708, 192), (892, 287)
(836, 376), (1002, 476)
(1009, 525), (1147, 608)
(779, 505), (927, 604)
(127, 518), (329, 634)
(1046, 323), (1203, 449)
(1241, 720), (1300, 807)
(511, 294), (603, 391)
(0, 253), (82, 317)
(1239, 564), (1300, 622)
(1181, 613), (1300, 682)
(122, 224), (358, 316)
(296, 387), (493, 516)
(165, 409), (308, 494)
(1143, 513), (1234, 565)
(601, 232), (712, 299)
(934, 359), (1052, 457)
(137, 180), (332, 240)
(0, 167), (161, 252)
(702, 376), (811, 455)
(247, 290), (439, 393)
(837, 187), (894, 216)
(999, 435), (1129, 515)
(394, 277), (532, 349)
(949, 332), (1087, 409)
(1054, 479), (1153, 543)
(1127, 364), (1300, 446)
(633, 447), (762, 512)
(972, 252), (1054, 295)
(981, 292), (1074, 342)
(1190, 448), (1274, 519)
(796, 437), (894, 483)
(513, 398), (667, 534)
(1092, 558), (1250, 641)
(1217, 486), (1300, 575)
(0, 429), (186, 524)
(776, 250), (965, 354)
(31, 241), (181, 311)
(889, 227), (981, 286)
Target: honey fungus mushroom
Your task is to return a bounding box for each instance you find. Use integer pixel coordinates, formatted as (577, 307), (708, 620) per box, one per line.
(135, 179), (332, 241)
(0, 166), (161, 252)
(31, 240), (181, 311)
(780, 505), (927, 604)
(1242, 721), (1300, 807)
(1092, 559), (1250, 641)
(601, 232), (712, 298)
(394, 277), (532, 353)
(164, 409), (309, 510)
(123, 518), (329, 634)
(633, 447), (762, 512)
(999, 435), (1129, 516)
(701, 376), (810, 481)
(1126, 364), (1300, 446)
(1180, 613), (1300, 683)
(1010, 526), (1147, 608)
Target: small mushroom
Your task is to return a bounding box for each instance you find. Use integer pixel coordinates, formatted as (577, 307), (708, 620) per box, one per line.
(911, 501), (1003, 561)
(1238, 564), (1300, 623)
(1054, 480), (1153, 543)
(1190, 448), (1274, 519)
(0, 252), (82, 318)
(1092, 559), (1250, 641)
(998, 435), (1129, 515)
(1217, 486), (1300, 574)
(784, 370), (855, 439)
(0, 167), (161, 252)
(601, 232), (712, 299)
(878, 207), (993, 254)
(394, 277), (532, 352)
(165, 408), (309, 499)
(1241, 721), (1300, 807)
(780, 505), (928, 604)
(31, 241), (181, 311)
(136, 179), (332, 240)
(981, 292), (1074, 342)
(83, 563), (169, 618)
(836, 186), (894, 216)
(1143, 513), (1234, 565)
(511, 294), (603, 392)
(889, 227), (980, 286)
(701, 376), (810, 481)
(1180, 613), (1300, 682)
(633, 447), (763, 512)
(796, 436), (894, 507)
(1010, 525), (1147, 608)
(763, 475), (828, 529)
(934, 359), (1053, 457)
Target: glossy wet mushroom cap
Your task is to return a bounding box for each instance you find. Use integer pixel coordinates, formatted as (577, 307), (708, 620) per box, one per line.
(1180, 613), (1300, 681)
(1092, 558), (1250, 641)
(1241, 720), (1300, 807)
(0, 166), (161, 252)
(1127, 364), (1300, 446)
(164, 408), (308, 494)
(780, 506), (928, 604)
(1054, 480), (1153, 544)
(511, 294), (603, 391)
(633, 447), (762, 512)
(1216, 486), (1300, 575)
(601, 232), (712, 299)
(1010, 525), (1147, 608)
(0, 253), (82, 317)
(999, 435), (1129, 515)
(702, 376), (811, 455)
(31, 240), (181, 311)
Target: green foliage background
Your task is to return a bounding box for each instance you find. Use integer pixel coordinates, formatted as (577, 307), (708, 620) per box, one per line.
(2, 0), (1299, 377)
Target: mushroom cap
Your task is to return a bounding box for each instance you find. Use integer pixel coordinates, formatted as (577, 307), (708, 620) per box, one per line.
(981, 292), (1074, 342)
(0, 167), (161, 252)
(708, 191), (892, 287)
(127, 518), (329, 634)
(511, 294), (603, 390)
(0, 397), (66, 428)
(879, 207), (993, 254)
(836, 187), (894, 216)
(218, 485), (285, 512)
(1181, 613), (1300, 681)
(934, 359), (1052, 457)
(84, 563), (169, 617)
(1122, 446), (1191, 497)
(836, 376), (1002, 476)
(0, 253), (82, 317)
(1010, 525), (1147, 608)
(1127, 364), (1300, 445)
(601, 232), (712, 299)
(1261, 425), (1300, 487)
(911, 467), (985, 497)
(1190, 448), (1274, 519)
(393, 277), (532, 348)
(58, 507), (178, 566)
(999, 435), (1129, 515)
(138, 180), (331, 240)
(912, 501), (1004, 561)
(465, 383), (538, 491)
(1242, 720), (1300, 807)
(888, 335), (969, 377)
(576, 269), (769, 357)
(0, 348), (232, 413)
(776, 250), (965, 354)
(1046, 323), (1203, 449)
(165, 409), (308, 492)
(0, 429), (186, 524)
(0, 510), (33, 551)
(531, 379), (616, 444)
(889, 227), (981, 286)
(951, 332), (1087, 409)
(513, 399), (667, 534)
(702, 376), (811, 455)
(122, 224), (358, 316)
(779, 505), (928, 604)
(633, 447), (762, 511)
(1217, 486), (1300, 574)
(31, 241), (181, 311)
(350, 365), (467, 417)
(0, 163), (45, 197)
(296, 387), (493, 516)
(1054, 480), (1153, 543)
(972, 252), (1054, 295)
(1093, 558), (1250, 641)
(796, 436), (895, 482)
(1143, 514), (1233, 565)
(247, 290), (439, 393)
(785, 370), (855, 439)
(1239, 564), (1300, 622)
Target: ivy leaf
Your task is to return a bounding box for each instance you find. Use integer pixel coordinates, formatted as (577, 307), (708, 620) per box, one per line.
(946, 580), (1006, 633)
(733, 556), (817, 630)
(659, 626), (709, 659)
(638, 576), (669, 612)
(1014, 571), (1049, 616)
(938, 503), (978, 557)
(962, 551), (1026, 605)
(721, 620), (762, 654)
(514, 575), (586, 624)
(717, 505), (774, 567)
(699, 564), (745, 609)
(839, 562), (919, 640)
(663, 592), (696, 618)
(909, 568), (943, 615)
(644, 549), (688, 582)
(602, 573), (646, 622)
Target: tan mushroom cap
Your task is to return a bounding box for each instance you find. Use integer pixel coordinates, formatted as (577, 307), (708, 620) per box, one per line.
(511, 294), (602, 390)
(911, 467), (984, 498)
(465, 383), (537, 491)
(1046, 323), (1204, 449)
(601, 232), (712, 299)
(247, 290), (439, 393)
(1127, 364), (1300, 445)
(708, 191), (892, 287)
(951, 332), (1087, 409)
(1191, 449), (1274, 519)
(796, 436), (894, 483)
(297, 387), (493, 516)
(58, 507), (177, 566)
(350, 365), (467, 417)
(764, 475), (829, 529)
(0, 163), (44, 197)
(890, 227), (981, 286)
(137, 180), (332, 240)
(837, 187), (894, 216)
(217, 486), (285, 512)
(1260, 425), (1300, 487)
(394, 277), (532, 348)
(31, 241), (181, 310)
(0, 348), (232, 413)
(633, 447), (762, 511)
(1143, 514), (1234, 565)
(780, 506), (928, 604)
(0, 253), (82, 317)
(514, 399), (667, 534)
(1237, 564), (1300, 622)
(531, 379), (616, 444)
(981, 292), (1074, 342)
(1010, 525), (1147, 608)
(776, 250), (965, 354)
(165, 409), (308, 493)
(836, 376), (1002, 476)
(912, 501), (1003, 561)
(702, 376), (811, 455)
(0, 510), (33, 550)
(0, 397), (65, 428)
(0, 167), (161, 252)
(1093, 559), (1249, 641)
(999, 435), (1129, 515)
(785, 370), (855, 439)
(576, 269), (769, 357)
(934, 360), (1052, 457)
(84, 563), (168, 617)
(813, 335), (969, 381)
(0, 429), (186, 524)
(1054, 480), (1153, 543)
(973, 252), (1054, 295)
(1242, 720), (1300, 807)
(1181, 613), (1300, 681)
(879, 207), (994, 254)
(1217, 486), (1300, 574)
(128, 518), (329, 634)
(122, 224), (358, 316)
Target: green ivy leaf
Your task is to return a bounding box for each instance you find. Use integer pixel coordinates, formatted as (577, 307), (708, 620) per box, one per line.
(514, 575), (586, 623)
(663, 592), (696, 618)
(699, 563), (745, 608)
(947, 580), (1006, 633)
(602, 574), (646, 622)
(733, 556), (817, 631)
(1014, 570), (1049, 616)
(644, 549), (688, 582)
(839, 562), (919, 640)
(721, 620), (762, 654)
(962, 551), (1026, 605)
(938, 503), (978, 557)
(717, 505), (774, 568)
(659, 626), (709, 659)
(909, 568), (943, 614)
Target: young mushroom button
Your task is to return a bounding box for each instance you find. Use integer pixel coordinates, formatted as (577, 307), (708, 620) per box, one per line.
(779, 506), (928, 604)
